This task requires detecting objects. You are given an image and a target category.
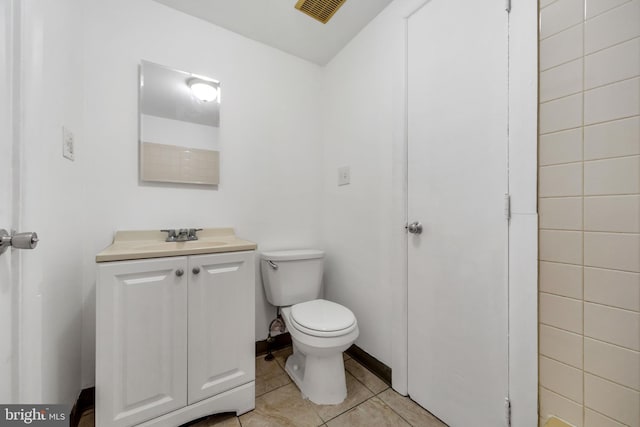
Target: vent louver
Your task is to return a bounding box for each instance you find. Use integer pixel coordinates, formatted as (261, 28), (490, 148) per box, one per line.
(294, 0), (347, 24)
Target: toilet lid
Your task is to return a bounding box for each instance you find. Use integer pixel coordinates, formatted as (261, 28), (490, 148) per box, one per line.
(290, 299), (356, 333)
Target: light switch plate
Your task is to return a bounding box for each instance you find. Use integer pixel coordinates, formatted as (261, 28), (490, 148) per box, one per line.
(338, 166), (350, 186)
(62, 126), (75, 161)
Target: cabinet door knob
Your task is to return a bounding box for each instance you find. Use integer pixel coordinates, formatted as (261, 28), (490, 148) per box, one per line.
(192, 266), (201, 275)
(175, 268), (184, 277)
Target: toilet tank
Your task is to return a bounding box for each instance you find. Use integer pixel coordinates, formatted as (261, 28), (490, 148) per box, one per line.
(261, 249), (324, 307)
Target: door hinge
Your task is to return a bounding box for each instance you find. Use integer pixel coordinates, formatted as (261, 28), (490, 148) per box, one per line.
(505, 0), (511, 13)
(504, 194), (511, 221)
(505, 398), (512, 426)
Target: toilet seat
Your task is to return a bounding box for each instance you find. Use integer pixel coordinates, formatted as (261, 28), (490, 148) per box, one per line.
(289, 299), (357, 338)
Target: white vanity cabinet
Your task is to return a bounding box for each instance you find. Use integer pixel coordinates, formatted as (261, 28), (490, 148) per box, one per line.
(96, 250), (255, 427)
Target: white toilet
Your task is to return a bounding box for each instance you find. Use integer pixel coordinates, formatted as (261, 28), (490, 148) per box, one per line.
(261, 249), (359, 405)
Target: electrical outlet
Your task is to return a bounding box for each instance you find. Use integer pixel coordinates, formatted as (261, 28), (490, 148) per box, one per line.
(62, 126), (75, 161)
(338, 166), (350, 186)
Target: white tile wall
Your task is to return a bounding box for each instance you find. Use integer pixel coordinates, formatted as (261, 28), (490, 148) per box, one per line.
(540, 59), (584, 102)
(584, 78), (640, 125)
(540, 261), (584, 298)
(540, 293), (583, 333)
(540, 356), (584, 403)
(539, 0), (640, 424)
(584, 232), (640, 272)
(540, 0), (585, 39)
(585, 0), (632, 18)
(584, 302), (640, 350)
(584, 117), (640, 160)
(540, 25), (584, 71)
(584, 337), (640, 390)
(584, 267), (640, 311)
(539, 197), (583, 230)
(584, 195), (640, 232)
(540, 93), (584, 134)
(540, 128), (583, 165)
(539, 163), (583, 197)
(585, 38), (640, 89)
(584, 156), (640, 195)
(540, 230), (584, 264)
(540, 324), (584, 368)
(584, 0), (640, 54)
(540, 387), (584, 427)
(584, 409), (627, 427)
(584, 374), (640, 426)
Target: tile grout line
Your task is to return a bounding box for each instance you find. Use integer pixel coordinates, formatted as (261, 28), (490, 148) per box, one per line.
(538, 111), (640, 137)
(541, 34), (640, 73)
(540, 0), (636, 43)
(585, 404), (638, 426)
(542, 75), (640, 105)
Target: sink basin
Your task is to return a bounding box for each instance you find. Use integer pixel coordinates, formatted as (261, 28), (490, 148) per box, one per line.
(134, 241), (228, 251)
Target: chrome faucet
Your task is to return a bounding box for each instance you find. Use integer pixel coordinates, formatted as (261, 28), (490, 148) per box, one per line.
(161, 228), (202, 242)
(188, 228), (203, 241)
(177, 229), (189, 241)
(161, 229), (177, 242)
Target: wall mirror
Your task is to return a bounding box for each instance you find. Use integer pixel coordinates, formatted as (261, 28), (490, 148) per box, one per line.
(139, 60), (221, 185)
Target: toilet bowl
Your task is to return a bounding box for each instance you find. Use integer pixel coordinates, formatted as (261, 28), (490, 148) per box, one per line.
(281, 300), (359, 404)
(260, 249), (359, 405)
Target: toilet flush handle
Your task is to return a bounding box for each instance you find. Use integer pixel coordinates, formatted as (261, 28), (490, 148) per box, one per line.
(268, 260), (279, 270)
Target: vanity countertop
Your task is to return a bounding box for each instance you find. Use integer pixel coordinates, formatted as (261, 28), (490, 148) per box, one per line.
(96, 228), (257, 262)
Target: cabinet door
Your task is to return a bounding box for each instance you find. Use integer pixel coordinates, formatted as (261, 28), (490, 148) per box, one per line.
(188, 251), (255, 404)
(96, 257), (188, 427)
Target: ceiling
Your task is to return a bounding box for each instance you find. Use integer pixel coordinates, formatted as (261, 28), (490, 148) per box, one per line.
(153, 0), (394, 65)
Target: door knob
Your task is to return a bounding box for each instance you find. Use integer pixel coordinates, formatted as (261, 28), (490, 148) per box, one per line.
(175, 269), (184, 277)
(192, 266), (200, 275)
(406, 222), (423, 234)
(0, 229), (39, 256)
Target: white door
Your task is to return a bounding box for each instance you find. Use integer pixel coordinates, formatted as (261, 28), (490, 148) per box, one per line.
(96, 257), (188, 427)
(188, 251), (255, 404)
(407, 1), (509, 426)
(0, 0), (17, 403)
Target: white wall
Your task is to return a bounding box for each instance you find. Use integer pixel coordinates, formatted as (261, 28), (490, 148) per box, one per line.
(80, 0), (323, 388)
(17, 0), (85, 403)
(320, 0), (424, 369)
(321, 0), (538, 424)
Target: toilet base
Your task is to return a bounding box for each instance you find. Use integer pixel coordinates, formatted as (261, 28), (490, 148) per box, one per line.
(285, 347), (347, 405)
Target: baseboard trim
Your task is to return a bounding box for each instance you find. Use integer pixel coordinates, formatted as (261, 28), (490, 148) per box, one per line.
(255, 332), (292, 356)
(346, 344), (392, 386)
(70, 387), (95, 427)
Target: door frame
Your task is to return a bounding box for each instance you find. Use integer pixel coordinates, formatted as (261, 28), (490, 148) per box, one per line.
(0, 0), (19, 403)
(389, 1), (538, 426)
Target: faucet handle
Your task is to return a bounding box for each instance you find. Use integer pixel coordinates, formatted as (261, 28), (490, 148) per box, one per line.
(161, 229), (177, 242)
(188, 228), (203, 241)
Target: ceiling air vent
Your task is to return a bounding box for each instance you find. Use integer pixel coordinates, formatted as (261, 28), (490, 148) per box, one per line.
(294, 0), (347, 24)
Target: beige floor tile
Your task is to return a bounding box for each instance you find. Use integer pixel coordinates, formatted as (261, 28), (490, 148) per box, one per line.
(310, 371), (374, 422)
(255, 355), (291, 396)
(189, 413), (241, 426)
(78, 408), (94, 427)
(344, 359), (389, 394)
(378, 389), (448, 427)
(326, 397), (411, 427)
(240, 383), (324, 427)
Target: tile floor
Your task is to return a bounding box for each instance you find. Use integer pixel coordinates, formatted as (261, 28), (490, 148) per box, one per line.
(78, 347), (446, 427)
